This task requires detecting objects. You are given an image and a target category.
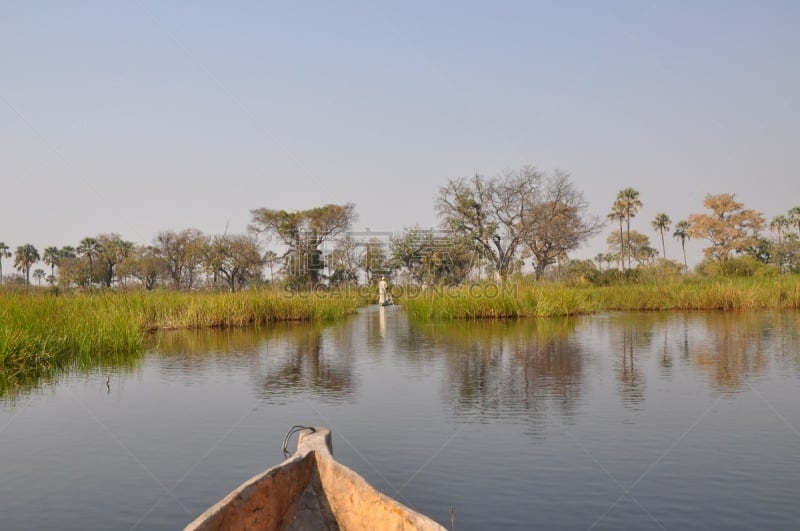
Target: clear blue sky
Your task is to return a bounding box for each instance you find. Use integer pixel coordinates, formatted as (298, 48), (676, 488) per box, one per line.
(2, 1), (798, 269)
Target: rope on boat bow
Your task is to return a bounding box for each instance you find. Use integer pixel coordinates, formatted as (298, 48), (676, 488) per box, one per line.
(282, 425), (316, 458)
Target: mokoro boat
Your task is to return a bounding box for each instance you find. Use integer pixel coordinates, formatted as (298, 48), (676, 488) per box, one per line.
(184, 426), (446, 531)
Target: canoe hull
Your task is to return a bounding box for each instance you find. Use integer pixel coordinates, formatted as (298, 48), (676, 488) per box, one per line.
(185, 427), (445, 531)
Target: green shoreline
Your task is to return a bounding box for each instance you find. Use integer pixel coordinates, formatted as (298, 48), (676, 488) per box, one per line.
(402, 276), (800, 320)
(3, 277), (800, 396)
(0, 289), (365, 394)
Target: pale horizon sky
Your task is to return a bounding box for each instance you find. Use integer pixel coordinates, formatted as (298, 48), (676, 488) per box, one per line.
(2, 1), (799, 273)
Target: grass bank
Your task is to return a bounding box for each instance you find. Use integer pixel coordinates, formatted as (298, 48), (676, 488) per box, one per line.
(0, 288), (364, 396)
(402, 276), (800, 320)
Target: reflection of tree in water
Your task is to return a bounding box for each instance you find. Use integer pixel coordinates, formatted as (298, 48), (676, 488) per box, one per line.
(257, 325), (356, 403)
(691, 312), (772, 392)
(152, 323), (358, 403)
(610, 315), (653, 408)
(771, 312), (800, 375)
(422, 319), (585, 425)
(604, 311), (797, 396)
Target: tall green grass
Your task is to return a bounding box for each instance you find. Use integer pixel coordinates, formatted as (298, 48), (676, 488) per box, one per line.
(0, 288), (364, 397)
(403, 276), (800, 320)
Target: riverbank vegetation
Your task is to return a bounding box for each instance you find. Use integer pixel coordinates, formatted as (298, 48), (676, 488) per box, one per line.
(0, 288), (364, 396)
(403, 275), (800, 320)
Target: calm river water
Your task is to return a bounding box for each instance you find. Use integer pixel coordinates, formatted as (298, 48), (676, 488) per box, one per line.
(2, 307), (800, 530)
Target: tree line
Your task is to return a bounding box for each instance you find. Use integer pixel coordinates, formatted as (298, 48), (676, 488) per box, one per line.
(2, 166), (799, 290)
(598, 189), (800, 276)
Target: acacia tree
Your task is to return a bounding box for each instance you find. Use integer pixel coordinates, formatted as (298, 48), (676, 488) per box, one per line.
(390, 227), (477, 285)
(153, 229), (205, 289)
(673, 220), (691, 269)
(651, 213), (671, 258)
(522, 171), (602, 280)
(615, 188), (642, 269)
(326, 238), (360, 286)
(0, 241), (11, 285)
(118, 245), (163, 291)
(205, 234), (263, 292)
(390, 226), (430, 283)
(249, 203), (356, 286)
(14, 244), (40, 286)
(688, 193), (765, 261)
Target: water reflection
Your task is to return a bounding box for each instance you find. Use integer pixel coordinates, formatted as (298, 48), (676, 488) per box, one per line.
(153, 324), (358, 403)
(420, 319), (586, 425)
(0, 349), (143, 403)
(600, 311), (800, 396)
(690, 312), (772, 392)
(608, 315), (654, 408)
(5, 310), (800, 409)
(256, 325), (356, 403)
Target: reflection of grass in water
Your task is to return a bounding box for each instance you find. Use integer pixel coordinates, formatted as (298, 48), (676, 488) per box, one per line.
(423, 316), (576, 345)
(405, 277), (800, 320)
(149, 320), (332, 356)
(0, 289), (362, 399)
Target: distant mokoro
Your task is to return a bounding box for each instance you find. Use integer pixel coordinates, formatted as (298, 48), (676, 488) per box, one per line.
(184, 426), (445, 530)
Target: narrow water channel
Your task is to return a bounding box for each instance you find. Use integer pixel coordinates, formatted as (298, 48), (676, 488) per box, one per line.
(2, 307), (799, 530)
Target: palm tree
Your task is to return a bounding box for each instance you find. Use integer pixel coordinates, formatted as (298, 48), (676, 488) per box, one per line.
(651, 213), (671, 258)
(607, 202), (626, 270)
(788, 206), (800, 237)
(770, 215), (789, 244)
(77, 237), (100, 282)
(616, 188), (642, 269)
(60, 245), (77, 259)
(0, 241), (11, 285)
(673, 220), (691, 270)
(43, 246), (61, 277)
(33, 268), (45, 286)
(14, 244), (40, 286)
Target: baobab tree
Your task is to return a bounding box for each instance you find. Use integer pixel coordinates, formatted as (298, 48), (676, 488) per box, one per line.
(651, 213), (671, 258)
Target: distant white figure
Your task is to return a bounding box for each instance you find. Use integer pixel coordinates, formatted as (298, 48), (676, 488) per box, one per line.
(378, 276), (388, 305)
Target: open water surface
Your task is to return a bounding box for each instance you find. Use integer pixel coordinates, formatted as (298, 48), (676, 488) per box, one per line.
(2, 307), (800, 530)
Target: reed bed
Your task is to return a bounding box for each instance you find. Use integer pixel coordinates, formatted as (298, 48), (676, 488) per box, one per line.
(0, 288), (363, 395)
(403, 276), (800, 320)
